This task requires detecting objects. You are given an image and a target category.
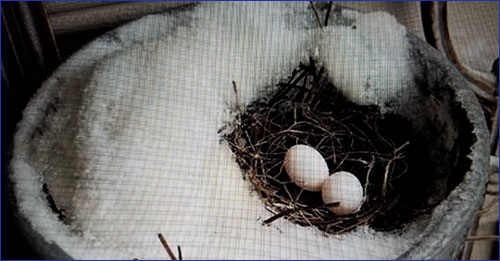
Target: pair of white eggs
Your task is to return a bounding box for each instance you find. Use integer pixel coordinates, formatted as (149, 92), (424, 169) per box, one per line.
(284, 145), (364, 215)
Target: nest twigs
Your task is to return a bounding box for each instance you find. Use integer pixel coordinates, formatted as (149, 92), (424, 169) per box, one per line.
(222, 58), (411, 234)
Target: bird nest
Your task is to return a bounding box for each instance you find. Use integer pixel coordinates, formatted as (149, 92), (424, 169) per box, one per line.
(221, 58), (436, 235)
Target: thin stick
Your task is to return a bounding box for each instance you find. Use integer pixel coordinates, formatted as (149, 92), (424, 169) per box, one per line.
(465, 235), (499, 241)
(324, 2), (334, 26)
(395, 141), (410, 153)
(381, 141), (410, 196)
(460, 215), (479, 259)
(158, 233), (178, 260)
(268, 70), (307, 105)
(363, 156), (375, 199)
(295, 188), (305, 202)
(309, 1), (324, 28)
(177, 246), (183, 260)
(381, 159), (394, 197)
(232, 81), (240, 111)
(264, 202), (339, 224)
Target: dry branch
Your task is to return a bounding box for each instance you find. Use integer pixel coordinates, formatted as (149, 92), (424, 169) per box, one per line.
(158, 233), (178, 260)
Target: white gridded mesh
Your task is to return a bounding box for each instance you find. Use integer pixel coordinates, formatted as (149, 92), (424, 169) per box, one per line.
(11, 2), (497, 259)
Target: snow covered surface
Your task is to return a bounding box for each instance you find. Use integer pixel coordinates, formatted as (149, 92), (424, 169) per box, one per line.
(11, 2), (467, 259)
(319, 9), (412, 106)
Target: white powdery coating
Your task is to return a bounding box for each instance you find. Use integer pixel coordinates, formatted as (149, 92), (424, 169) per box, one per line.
(318, 10), (411, 106)
(11, 2), (419, 260)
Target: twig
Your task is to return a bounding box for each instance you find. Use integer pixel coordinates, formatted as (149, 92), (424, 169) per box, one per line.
(363, 156), (376, 199)
(460, 214), (479, 259)
(381, 142), (409, 197)
(395, 141), (410, 153)
(309, 1), (324, 28)
(232, 81), (241, 111)
(268, 70), (307, 105)
(177, 246), (183, 260)
(158, 233), (178, 260)
(324, 2), (335, 26)
(381, 159), (394, 197)
(264, 202), (339, 224)
(465, 235), (499, 241)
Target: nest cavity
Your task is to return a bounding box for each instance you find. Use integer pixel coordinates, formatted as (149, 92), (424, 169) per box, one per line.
(222, 58), (437, 235)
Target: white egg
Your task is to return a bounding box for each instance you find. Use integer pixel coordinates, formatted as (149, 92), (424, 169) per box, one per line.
(284, 145), (329, 191)
(322, 171), (364, 215)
